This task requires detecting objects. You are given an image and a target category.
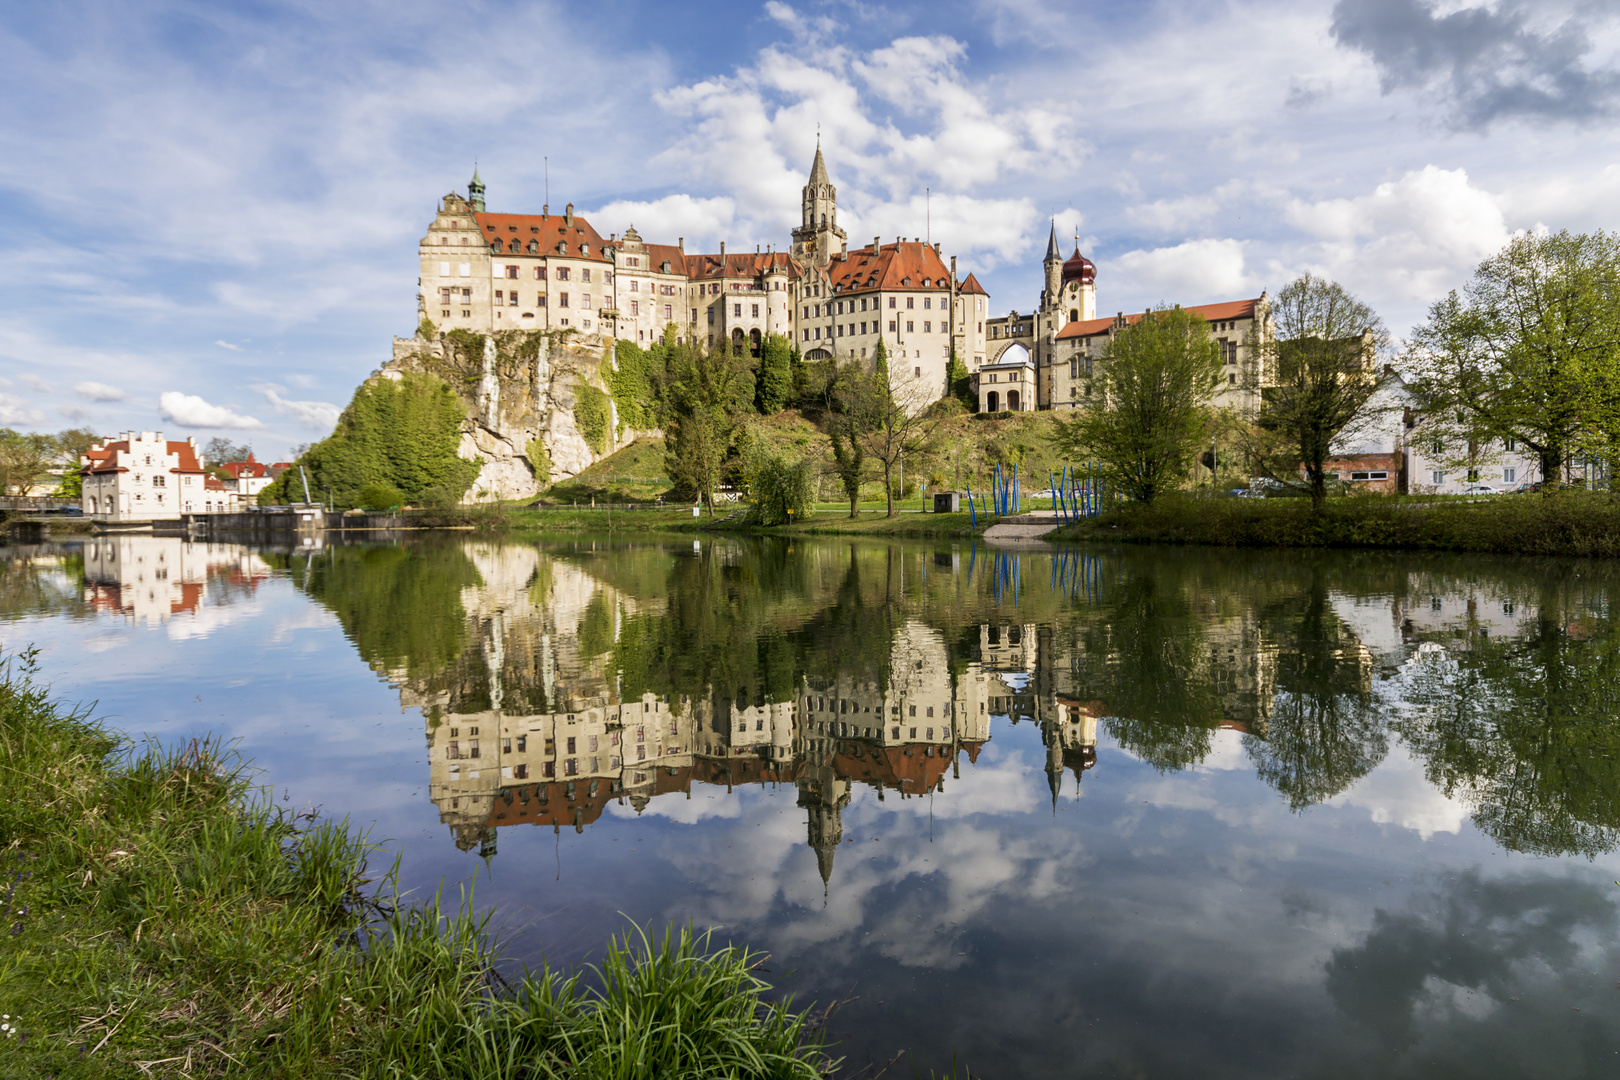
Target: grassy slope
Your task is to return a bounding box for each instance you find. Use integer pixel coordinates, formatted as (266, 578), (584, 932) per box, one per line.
(1053, 492), (1620, 557)
(0, 651), (828, 1078)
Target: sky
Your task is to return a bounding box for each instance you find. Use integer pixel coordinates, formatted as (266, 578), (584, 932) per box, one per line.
(2, 0), (1618, 458)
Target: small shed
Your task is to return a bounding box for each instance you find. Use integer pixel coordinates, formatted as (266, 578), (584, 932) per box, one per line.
(933, 491), (962, 513)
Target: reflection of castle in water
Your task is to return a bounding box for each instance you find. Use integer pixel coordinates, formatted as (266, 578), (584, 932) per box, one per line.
(399, 546), (1098, 881)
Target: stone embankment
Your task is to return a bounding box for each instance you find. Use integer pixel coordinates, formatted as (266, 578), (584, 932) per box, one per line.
(983, 511), (1059, 545)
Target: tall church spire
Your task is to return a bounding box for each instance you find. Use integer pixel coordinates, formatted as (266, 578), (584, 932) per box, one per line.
(809, 140), (830, 186)
(792, 139), (846, 266)
(1044, 219), (1061, 263)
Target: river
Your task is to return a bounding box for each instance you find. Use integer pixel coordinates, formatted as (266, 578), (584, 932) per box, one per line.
(3, 533), (1619, 1078)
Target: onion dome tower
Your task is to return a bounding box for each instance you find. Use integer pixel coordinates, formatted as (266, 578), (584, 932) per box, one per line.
(1060, 244), (1096, 324)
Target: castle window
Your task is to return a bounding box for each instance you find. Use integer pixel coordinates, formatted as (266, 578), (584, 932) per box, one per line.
(438, 261), (450, 277)
(495, 290), (504, 303)
(630, 300), (638, 316)
(582, 269), (591, 282)
(888, 297), (896, 309)
(751, 304), (759, 317)
(734, 303), (741, 317)
(559, 292), (569, 307)
(630, 281), (639, 292)
(907, 321), (914, 332)
(906, 297), (915, 309)
(924, 321), (931, 332)
(581, 294), (591, 308)
(923, 297), (931, 309)
(505, 266), (518, 279)
(914, 366), (921, 377)
(664, 304), (672, 320)
(537, 295), (545, 306)
(888, 320), (896, 332)
(837, 325), (844, 337)
(556, 268), (569, 280)
(535, 267), (544, 279)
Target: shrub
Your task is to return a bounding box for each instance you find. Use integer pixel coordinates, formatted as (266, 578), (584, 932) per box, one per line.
(745, 450), (815, 526)
(357, 482), (404, 509)
(575, 384), (612, 456)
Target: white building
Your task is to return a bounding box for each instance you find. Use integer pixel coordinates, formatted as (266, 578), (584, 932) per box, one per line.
(80, 432), (212, 521)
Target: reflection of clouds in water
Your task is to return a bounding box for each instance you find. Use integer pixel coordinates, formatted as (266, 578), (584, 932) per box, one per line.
(1198, 727), (1249, 771)
(879, 742), (1042, 820)
(999, 672), (1030, 692)
(266, 606), (340, 643)
(79, 631), (130, 654)
(1330, 741), (1468, 839)
(165, 595), (269, 641)
(605, 791), (743, 824)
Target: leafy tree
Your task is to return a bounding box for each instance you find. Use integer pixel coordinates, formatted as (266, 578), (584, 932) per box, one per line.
(946, 347), (975, 409)
(663, 340), (755, 514)
(48, 428), (97, 497)
(201, 437), (252, 468)
(0, 430), (54, 496)
(1051, 306), (1225, 504)
(258, 372), (479, 508)
(1246, 274), (1389, 509)
(852, 362), (944, 518)
(757, 333), (793, 414)
(823, 365), (871, 518)
(1407, 231), (1620, 487)
(743, 448), (815, 526)
(357, 482), (405, 509)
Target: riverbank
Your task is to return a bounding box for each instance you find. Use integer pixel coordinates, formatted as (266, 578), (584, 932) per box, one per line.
(505, 505), (983, 538)
(1050, 492), (1620, 557)
(0, 650), (829, 1078)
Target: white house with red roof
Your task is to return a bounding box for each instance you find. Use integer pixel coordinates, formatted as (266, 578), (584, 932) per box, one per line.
(414, 152), (990, 406)
(80, 432), (214, 521)
(217, 453), (288, 500)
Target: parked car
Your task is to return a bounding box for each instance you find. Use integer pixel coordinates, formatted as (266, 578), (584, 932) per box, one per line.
(1229, 487), (1265, 499)
(1460, 484), (1498, 495)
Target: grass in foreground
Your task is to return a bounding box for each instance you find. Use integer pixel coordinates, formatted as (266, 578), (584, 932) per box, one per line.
(1052, 490), (1620, 557)
(0, 649), (830, 1078)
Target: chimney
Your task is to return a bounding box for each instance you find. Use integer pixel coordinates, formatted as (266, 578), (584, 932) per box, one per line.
(565, 203), (574, 225)
(678, 237), (684, 252)
(720, 241), (726, 258)
(543, 204), (549, 218)
(933, 242), (941, 255)
(873, 236), (880, 253)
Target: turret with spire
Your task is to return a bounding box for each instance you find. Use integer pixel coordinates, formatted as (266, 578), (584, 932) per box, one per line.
(1042, 220), (1062, 314)
(468, 164), (486, 213)
(791, 137), (847, 266)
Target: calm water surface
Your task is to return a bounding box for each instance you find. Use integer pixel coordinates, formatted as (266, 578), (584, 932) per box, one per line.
(4, 534), (1620, 1078)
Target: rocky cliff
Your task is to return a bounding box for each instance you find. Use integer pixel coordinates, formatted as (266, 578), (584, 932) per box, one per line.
(386, 329), (655, 502)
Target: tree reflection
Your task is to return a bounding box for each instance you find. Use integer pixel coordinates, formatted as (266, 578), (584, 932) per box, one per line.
(1396, 613), (1620, 857)
(1247, 579), (1386, 810)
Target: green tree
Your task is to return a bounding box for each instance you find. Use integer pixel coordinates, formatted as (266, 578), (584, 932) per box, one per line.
(1051, 306), (1225, 504)
(1407, 231), (1620, 487)
(946, 347), (974, 409)
(852, 363), (943, 518)
(663, 340), (755, 515)
(0, 429), (54, 496)
(743, 448), (815, 526)
(757, 334), (793, 414)
(201, 437), (252, 468)
(823, 364), (872, 519)
(1245, 274), (1388, 509)
(48, 428), (97, 498)
(258, 372), (479, 508)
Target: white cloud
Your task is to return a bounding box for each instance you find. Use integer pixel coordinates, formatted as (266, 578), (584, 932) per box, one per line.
(1283, 166), (1510, 307)
(158, 391), (263, 430)
(1330, 742), (1468, 839)
(254, 385), (340, 431)
(215, 340), (242, 351)
(0, 395), (46, 426)
(1114, 238), (1258, 305)
(58, 404), (91, 421)
(74, 381), (126, 402)
(20, 373), (50, 393)
(588, 194), (738, 255)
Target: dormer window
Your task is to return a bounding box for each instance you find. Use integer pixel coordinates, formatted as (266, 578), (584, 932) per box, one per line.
(580, 244), (590, 256)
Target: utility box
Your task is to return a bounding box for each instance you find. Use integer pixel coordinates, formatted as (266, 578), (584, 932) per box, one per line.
(933, 491), (962, 513)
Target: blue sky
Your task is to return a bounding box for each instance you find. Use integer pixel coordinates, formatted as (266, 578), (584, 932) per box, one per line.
(3, 0), (1619, 456)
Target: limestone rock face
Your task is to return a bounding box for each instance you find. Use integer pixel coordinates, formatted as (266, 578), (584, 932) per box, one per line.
(386, 331), (653, 501)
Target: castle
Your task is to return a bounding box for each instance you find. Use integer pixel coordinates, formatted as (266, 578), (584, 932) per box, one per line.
(418, 148), (990, 404)
(416, 151), (1273, 417)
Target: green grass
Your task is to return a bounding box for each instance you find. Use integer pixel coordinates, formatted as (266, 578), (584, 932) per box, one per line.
(1053, 490), (1620, 557)
(0, 649), (831, 1078)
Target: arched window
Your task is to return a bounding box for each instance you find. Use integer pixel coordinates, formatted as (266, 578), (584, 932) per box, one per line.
(1069, 309), (1079, 323)
(820, 214), (826, 226)
(986, 391), (1000, 412)
(1008, 390), (1021, 411)
(732, 328), (746, 351)
(749, 328), (762, 357)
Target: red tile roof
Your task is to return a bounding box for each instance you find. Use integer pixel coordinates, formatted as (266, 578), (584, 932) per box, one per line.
(827, 241), (954, 294)
(221, 454), (268, 480)
(80, 439), (204, 476)
(1055, 298), (1260, 341)
(683, 250), (798, 281)
(958, 272), (988, 295)
(476, 211), (611, 261)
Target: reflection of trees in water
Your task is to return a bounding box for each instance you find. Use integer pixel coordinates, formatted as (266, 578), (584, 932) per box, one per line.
(1246, 580), (1385, 810)
(0, 546), (90, 619)
(284, 541), (480, 680)
(1396, 614), (1620, 857)
(1324, 869), (1620, 1075)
